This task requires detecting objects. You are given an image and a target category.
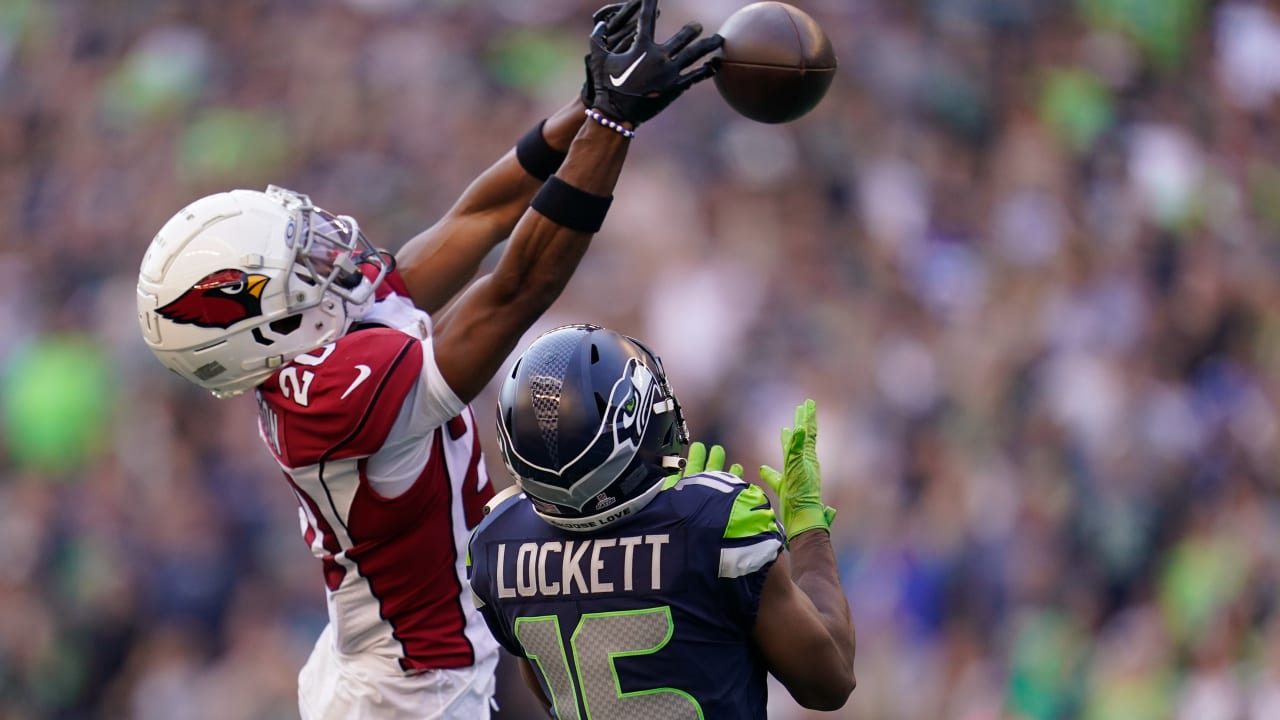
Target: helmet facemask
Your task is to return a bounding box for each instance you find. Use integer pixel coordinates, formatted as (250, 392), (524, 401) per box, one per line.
(266, 185), (389, 312)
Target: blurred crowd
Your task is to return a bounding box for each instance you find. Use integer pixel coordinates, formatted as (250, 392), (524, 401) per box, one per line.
(3, 0), (1280, 718)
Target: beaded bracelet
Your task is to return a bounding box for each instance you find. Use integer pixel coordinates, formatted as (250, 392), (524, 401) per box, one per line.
(585, 108), (636, 140)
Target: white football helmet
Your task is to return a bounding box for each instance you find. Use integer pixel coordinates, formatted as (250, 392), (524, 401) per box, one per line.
(136, 185), (390, 398)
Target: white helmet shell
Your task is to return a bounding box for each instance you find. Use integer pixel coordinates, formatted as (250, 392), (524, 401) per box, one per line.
(136, 186), (388, 397)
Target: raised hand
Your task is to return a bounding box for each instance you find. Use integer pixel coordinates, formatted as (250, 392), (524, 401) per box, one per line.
(584, 0), (723, 126)
(582, 0), (648, 107)
(759, 400), (837, 539)
(683, 441), (744, 478)
(593, 0), (647, 50)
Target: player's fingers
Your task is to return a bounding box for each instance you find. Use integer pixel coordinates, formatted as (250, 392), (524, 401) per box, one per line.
(676, 61), (717, 90)
(605, 7), (659, 51)
(685, 441), (707, 475)
(759, 465), (782, 492)
(664, 21), (703, 55)
(800, 398), (816, 434)
(591, 20), (610, 43)
(674, 34), (723, 68)
(728, 463), (745, 479)
(604, 0), (641, 36)
(604, 26), (637, 50)
(789, 427), (807, 457)
(593, 1), (626, 25)
(637, 0), (658, 41)
(800, 399), (817, 453)
(707, 444), (726, 472)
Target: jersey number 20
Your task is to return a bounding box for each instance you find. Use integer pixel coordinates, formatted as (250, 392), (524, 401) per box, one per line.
(515, 606), (702, 719)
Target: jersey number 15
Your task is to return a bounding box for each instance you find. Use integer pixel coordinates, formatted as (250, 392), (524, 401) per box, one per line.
(516, 606), (702, 719)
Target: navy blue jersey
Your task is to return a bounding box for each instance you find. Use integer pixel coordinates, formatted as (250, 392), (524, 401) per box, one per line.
(467, 471), (785, 719)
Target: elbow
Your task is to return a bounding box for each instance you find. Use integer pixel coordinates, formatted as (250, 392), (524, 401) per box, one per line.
(795, 673), (856, 712)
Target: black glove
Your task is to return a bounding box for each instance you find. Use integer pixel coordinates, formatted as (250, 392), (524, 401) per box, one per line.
(581, 0), (649, 108)
(584, 0), (722, 126)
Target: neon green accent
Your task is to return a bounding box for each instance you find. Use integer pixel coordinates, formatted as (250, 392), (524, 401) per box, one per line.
(759, 399), (835, 538)
(723, 484), (777, 541)
(574, 607), (703, 719)
(661, 475), (680, 490)
(684, 442), (708, 475)
(516, 616), (580, 720)
(514, 606), (702, 718)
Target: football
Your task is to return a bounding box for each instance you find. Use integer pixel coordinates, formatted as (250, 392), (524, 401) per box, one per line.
(713, 2), (837, 124)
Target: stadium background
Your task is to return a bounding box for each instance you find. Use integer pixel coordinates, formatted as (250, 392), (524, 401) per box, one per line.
(3, 0), (1280, 717)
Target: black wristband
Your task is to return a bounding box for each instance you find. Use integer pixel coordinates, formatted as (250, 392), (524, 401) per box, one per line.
(516, 120), (567, 181)
(530, 176), (613, 233)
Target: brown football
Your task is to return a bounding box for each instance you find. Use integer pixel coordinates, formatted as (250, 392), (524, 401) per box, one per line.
(713, 2), (837, 124)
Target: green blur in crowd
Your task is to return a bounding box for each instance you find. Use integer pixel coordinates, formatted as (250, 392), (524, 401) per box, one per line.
(2, 336), (114, 474)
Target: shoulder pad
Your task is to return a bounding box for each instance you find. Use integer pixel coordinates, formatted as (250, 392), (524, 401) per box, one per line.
(668, 473), (779, 540)
(722, 482), (777, 542)
(258, 328), (424, 465)
(484, 485), (523, 516)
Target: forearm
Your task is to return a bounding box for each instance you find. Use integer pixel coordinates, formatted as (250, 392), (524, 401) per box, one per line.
(788, 530), (856, 679)
(431, 120), (630, 402)
(538, 99), (590, 156)
(395, 99), (587, 314)
(491, 119), (630, 299)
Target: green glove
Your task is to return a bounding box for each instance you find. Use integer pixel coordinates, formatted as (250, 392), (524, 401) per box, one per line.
(759, 399), (836, 538)
(678, 442), (744, 478)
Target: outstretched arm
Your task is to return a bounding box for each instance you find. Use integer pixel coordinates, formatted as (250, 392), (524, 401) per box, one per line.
(752, 400), (856, 710)
(394, 99), (586, 316)
(428, 0), (720, 403)
(394, 0), (653, 316)
(432, 119), (629, 402)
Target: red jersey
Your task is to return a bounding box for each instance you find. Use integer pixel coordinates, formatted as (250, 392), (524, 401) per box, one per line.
(255, 273), (498, 674)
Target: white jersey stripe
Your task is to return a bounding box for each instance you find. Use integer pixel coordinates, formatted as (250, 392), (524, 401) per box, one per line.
(439, 410), (502, 664)
(719, 538), (784, 578)
(289, 459), (359, 551)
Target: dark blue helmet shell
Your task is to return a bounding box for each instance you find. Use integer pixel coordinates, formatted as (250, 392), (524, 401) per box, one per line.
(496, 325), (689, 531)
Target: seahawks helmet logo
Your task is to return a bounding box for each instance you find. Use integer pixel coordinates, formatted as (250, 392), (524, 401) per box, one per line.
(502, 357), (658, 511)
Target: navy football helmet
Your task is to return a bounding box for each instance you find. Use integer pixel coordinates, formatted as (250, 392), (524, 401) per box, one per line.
(496, 325), (690, 532)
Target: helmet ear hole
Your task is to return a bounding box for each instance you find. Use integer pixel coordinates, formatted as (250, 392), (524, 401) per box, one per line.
(269, 314), (303, 335)
(335, 271), (362, 290)
(590, 344), (600, 364)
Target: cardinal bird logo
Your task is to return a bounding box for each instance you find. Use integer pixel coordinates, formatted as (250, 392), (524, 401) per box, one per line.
(157, 269), (270, 328)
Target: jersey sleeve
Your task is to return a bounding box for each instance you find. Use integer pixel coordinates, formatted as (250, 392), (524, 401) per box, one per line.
(407, 335), (466, 440)
(677, 472), (785, 629)
(257, 328), (464, 467)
